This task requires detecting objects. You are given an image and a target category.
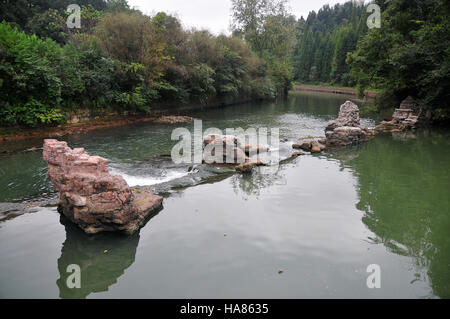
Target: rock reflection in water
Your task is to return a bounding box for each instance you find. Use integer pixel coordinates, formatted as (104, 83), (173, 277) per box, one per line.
(56, 215), (142, 299)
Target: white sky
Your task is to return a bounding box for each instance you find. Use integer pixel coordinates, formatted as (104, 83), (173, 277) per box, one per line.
(128, 0), (348, 34)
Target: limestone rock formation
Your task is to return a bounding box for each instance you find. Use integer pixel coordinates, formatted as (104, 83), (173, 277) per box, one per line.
(375, 96), (419, 133)
(325, 100), (361, 132)
(43, 139), (163, 234)
(325, 101), (374, 146)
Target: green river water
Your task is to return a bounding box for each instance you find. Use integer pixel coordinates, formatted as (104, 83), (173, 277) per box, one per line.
(0, 92), (449, 298)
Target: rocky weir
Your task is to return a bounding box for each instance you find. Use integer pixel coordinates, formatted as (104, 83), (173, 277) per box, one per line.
(43, 139), (163, 234)
(291, 100), (373, 152)
(291, 98), (418, 153)
(42, 99), (418, 234)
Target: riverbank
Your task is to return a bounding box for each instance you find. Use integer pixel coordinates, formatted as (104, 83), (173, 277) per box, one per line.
(294, 84), (378, 99)
(0, 86), (378, 145)
(0, 114), (199, 154)
(0, 95), (264, 148)
(0, 115), (154, 142)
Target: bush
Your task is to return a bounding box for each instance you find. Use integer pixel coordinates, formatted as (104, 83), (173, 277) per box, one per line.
(0, 21), (64, 126)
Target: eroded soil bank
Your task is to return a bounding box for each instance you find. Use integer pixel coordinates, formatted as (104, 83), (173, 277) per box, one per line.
(294, 84), (378, 99)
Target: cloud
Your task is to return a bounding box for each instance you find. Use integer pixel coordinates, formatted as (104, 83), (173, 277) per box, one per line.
(127, 0), (349, 34)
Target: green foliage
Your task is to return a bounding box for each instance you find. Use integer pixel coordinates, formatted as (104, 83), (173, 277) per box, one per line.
(0, 21), (64, 126)
(293, 1), (366, 85)
(25, 9), (68, 44)
(0, 1), (278, 127)
(94, 11), (169, 84)
(230, 0), (297, 96)
(349, 0), (450, 112)
(0, 1), (107, 30)
(188, 64), (216, 104)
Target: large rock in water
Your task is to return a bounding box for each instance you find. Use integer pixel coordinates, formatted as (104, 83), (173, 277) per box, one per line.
(43, 139), (163, 234)
(325, 101), (373, 146)
(203, 134), (267, 172)
(375, 96), (419, 133)
(325, 100), (361, 131)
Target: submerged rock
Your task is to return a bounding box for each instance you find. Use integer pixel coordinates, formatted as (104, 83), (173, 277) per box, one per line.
(293, 141), (312, 151)
(310, 141), (324, 153)
(375, 97), (419, 133)
(292, 139), (326, 153)
(325, 101), (374, 147)
(43, 139), (163, 235)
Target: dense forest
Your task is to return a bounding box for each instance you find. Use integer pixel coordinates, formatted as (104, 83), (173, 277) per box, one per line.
(0, 0), (449, 127)
(293, 0), (449, 115)
(0, 0), (291, 127)
(293, 1), (368, 86)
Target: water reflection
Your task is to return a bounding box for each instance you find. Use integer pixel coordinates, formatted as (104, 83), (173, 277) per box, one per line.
(56, 216), (141, 299)
(344, 130), (450, 298)
(230, 165), (290, 198)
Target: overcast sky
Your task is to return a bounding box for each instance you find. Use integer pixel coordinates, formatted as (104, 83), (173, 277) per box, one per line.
(127, 0), (348, 34)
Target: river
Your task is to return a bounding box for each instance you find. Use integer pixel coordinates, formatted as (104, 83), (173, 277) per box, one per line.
(0, 92), (448, 299)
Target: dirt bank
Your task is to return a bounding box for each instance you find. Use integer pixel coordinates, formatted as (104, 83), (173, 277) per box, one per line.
(294, 84), (378, 98)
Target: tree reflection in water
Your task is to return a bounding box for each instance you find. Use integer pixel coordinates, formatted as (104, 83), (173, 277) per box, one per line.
(335, 130), (450, 298)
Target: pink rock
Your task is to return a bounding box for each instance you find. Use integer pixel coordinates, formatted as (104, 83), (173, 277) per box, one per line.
(203, 134), (267, 168)
(324, 101), (374, 147)
(43, 139), (163, 234)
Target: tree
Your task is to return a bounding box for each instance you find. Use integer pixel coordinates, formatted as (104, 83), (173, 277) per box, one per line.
(0, 22), (64, 126)
(292, 1), (366, 85)
(349, 0), (450, 112)
(25, 9), (68, 44)
(94, 11), (169, 84)
(230, 0), (296, 95)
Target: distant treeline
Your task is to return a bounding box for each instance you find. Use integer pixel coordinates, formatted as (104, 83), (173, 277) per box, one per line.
(0, 0), (285, 127)
(293, 0), (449, 113)
(294, 1), (367, 86)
